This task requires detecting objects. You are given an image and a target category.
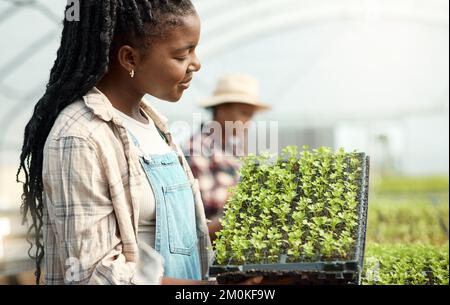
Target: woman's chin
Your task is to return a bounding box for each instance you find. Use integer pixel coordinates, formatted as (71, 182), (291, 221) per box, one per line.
(167, 96), (182, 103)
(153, 93), (182, 103)
(168, 90), (185, 103)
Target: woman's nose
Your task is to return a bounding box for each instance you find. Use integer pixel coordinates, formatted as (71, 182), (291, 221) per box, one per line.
(191, 52), (201, 72)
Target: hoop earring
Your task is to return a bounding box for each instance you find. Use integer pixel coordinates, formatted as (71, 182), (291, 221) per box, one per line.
(130, 70), (135, 78)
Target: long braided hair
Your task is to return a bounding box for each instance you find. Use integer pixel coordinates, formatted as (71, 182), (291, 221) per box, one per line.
(17, 0), (195, 285)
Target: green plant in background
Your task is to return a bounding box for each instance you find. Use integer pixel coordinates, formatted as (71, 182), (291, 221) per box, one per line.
(373, 176), (449, 194)
(362, 244), (449, 285)
(367, 201), (449, 245)
(364, 174), (449, 285)
(213, 146), (364, 265)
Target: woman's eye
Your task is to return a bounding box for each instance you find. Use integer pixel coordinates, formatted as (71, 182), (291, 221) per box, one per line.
(175, 56), (188, 62)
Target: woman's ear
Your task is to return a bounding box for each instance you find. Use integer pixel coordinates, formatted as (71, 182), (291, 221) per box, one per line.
(117, 45), (139, 75)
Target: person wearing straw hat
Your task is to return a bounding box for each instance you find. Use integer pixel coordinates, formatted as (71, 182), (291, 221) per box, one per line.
(183, 74), (271, 242)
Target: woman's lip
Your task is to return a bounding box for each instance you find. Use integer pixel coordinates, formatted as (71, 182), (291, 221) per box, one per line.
(179, 78), (192, 88)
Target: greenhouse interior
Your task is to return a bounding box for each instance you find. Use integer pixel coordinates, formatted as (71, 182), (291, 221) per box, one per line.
(0, 0), (448, 286)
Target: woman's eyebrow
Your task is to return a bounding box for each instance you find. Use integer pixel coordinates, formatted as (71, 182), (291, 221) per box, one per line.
(173, 44), (197, 52)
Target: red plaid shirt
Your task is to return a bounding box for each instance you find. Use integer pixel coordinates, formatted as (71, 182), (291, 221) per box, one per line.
(183, 122), (243, 219)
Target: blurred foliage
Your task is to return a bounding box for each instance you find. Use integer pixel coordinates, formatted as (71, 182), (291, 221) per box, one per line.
(367, 200), (449, 245)
(362, 244), (449, 285)
(367, 175), (449, 245)
(372, 175), (449, 194)
(363, 175), (449, 285)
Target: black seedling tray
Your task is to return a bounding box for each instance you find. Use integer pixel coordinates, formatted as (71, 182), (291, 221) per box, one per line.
(208, 154), (371, 285)
(215, 269), (358, 285)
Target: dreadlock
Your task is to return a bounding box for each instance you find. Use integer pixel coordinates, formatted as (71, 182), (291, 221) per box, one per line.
(17, 0), (195, 285)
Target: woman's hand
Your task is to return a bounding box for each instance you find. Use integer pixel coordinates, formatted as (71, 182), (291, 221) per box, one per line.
(161, 276), (264, 285)
(234, 276), (264, 285)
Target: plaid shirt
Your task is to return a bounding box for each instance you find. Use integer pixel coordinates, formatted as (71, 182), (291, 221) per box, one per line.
(183, 123), (242, 219)
(42, 87), (213, 285)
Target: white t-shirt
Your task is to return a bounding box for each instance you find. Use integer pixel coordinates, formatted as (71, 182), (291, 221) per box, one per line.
(113, 106), (172, 248)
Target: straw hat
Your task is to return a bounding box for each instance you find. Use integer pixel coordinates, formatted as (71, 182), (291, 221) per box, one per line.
(198, 74), (271, 112)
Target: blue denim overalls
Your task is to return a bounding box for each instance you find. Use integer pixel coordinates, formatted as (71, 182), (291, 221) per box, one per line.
(127, 128), (202, 280)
